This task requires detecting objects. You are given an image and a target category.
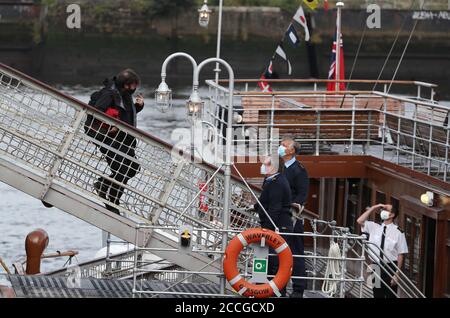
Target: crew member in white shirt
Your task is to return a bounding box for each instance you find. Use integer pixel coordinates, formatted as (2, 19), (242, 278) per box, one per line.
(357, 203), (408, 298)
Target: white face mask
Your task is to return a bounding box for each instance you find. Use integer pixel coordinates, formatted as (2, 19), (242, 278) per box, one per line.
(278, 145), (287, 157)
(260, 164), (267, 175)
(380, 210), (391, 221)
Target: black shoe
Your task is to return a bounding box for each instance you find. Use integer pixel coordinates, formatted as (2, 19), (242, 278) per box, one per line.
(290, 291), (304, 298)
(41, 200), (54, 208)
(94, 181), (108, 199)
(105, 204), (121, 216)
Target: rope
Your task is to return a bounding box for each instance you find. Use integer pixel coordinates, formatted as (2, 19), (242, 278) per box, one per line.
(321, 241), (342, 297)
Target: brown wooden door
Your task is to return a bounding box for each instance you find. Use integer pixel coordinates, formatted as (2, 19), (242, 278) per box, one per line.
(400, 196), (438, 297)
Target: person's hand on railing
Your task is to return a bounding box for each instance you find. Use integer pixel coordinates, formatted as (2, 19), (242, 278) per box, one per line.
(108, 126), (119, 137)
(291, 203), (304, 217)
(391, 272), (400, 287)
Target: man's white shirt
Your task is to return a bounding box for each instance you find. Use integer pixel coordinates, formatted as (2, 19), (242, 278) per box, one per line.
(362, 221), (408, 263)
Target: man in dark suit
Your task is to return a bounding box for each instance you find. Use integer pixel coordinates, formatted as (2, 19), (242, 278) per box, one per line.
(254, 155), (293, 297)
(279, 137), (309, 298)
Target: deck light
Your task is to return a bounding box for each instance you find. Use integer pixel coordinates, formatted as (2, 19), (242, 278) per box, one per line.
(233, 112), (243, 124)
(186, 89), (204, 121)
(198, 1), (212, 28)
(420, 191), (434, 207)
(155, 80), (172, 112)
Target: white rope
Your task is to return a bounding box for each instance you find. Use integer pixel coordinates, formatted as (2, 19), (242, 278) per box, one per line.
(321, 241), (342, 297)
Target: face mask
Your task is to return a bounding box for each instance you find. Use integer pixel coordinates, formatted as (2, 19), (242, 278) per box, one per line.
(127, 88), (137, 95)
(278, 145), (287, 157)
(260, 164), (267, 175)
(380, 210), (391, 221)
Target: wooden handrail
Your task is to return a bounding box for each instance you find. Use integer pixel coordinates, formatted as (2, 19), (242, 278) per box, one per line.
(0, 257), (11, 275)
(220, 79), (437, 86)
(302, 209), (320, 220)
(41, 250), (79, 260)
(235, 90), (375, 96)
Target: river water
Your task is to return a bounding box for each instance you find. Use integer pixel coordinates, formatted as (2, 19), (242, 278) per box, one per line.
(1, 85), (449, 273)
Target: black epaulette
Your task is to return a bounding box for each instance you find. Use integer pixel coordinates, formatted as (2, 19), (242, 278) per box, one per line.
(396, 226), (404, 233)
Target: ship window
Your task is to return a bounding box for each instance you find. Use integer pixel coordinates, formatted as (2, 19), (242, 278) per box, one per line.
(376, 191), (386, 204)
(404, 215), (423, 290)
(375, 191), (386, 222)
(362, 185), (372, 211)
(447, 246), (450, 296)
(391, 197), (400, 218)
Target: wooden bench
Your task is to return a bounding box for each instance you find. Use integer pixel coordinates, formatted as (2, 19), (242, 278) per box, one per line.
(258, 109), (379, 143)
(241, 95), (403, 124)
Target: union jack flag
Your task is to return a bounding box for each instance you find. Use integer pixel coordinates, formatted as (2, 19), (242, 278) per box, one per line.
(258, 60), (273, 92)
(327, 34), (346, 91)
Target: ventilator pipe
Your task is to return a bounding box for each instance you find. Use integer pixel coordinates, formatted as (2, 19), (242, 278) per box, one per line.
(25, 229), (49, 275)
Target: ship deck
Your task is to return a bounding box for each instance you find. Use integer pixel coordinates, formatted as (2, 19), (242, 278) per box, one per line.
(2, 275), (328, 298)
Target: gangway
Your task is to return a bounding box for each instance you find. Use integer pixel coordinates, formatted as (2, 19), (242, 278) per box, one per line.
(0, 62), (260, 285)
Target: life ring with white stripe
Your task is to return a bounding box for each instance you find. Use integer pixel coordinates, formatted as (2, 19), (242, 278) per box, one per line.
(223, 228), (293, 298)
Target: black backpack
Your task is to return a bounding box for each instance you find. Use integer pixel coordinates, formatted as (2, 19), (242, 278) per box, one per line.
(84, 86), (123, 139)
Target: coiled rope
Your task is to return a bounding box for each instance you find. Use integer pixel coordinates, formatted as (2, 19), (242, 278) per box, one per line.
(321, 241), (342, 297)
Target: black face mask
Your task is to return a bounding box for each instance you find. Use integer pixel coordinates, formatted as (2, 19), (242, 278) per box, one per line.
(127, 88), (136, 95)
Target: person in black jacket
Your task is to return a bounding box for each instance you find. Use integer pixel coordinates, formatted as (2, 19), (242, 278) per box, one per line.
(87, 69), (144, 215)
(255, 155), (293, 296)
(278, 137), (309, 298)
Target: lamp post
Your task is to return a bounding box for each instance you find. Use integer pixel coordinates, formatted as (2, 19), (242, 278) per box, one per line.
(156, 53), (235, 295)
(198, 0), (212, 28)
(194, 57), (234, 295)
(155, 52), (201, 157)
(198, 0), (224, 83)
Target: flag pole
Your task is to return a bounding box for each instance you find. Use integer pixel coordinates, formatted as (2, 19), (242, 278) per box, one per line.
(335, 2), (344, 91)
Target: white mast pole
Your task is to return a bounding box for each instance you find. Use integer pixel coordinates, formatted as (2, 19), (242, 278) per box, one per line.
(335, 2), (344, 91)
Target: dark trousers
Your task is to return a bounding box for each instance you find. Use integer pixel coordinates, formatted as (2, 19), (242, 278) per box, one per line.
(373, 261), (398, 298)
(263, 216), (293, 297)
(97, 134), (140, 210)
(290, 218), (307, 294)
(267, 225), (292, 297)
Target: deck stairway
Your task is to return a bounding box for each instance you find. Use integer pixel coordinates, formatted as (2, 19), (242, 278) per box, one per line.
(0, 62), (260, 286)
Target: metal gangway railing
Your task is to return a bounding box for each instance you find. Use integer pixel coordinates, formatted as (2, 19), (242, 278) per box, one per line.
(129, 219), (425, 298)
(204, 79), (450, 182)
(0, 62), (262, 285)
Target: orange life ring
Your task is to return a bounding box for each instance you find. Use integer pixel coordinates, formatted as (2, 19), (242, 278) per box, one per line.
(223, 228), (293, 298)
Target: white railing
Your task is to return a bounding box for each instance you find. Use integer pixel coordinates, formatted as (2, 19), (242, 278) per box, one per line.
(129, 220), (424, 298)
(203, 80), (450, 182)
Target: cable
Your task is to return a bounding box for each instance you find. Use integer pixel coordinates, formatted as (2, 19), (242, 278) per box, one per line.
(321, 241), (342, 297)
(338, 12), (368, 108)
(372, 0), (423, 92)
(387, 0), (427, 94)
